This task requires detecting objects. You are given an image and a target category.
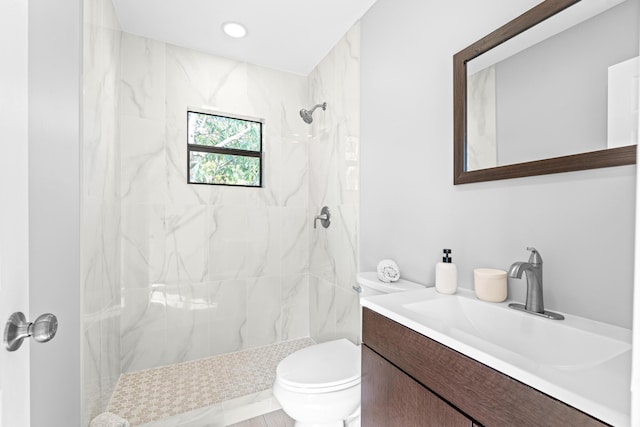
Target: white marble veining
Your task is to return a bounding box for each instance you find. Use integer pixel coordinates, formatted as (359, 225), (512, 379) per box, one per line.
(163, 205), (209, 282)
(119, 115), (166, 204)
(164, 283), (211, 363)
(82, 0), (123, 423)
(247, 277), (282, 347)
(467, 65), (498, 171)
(84, 0), (120, 30)
(335, 286), (361, 344)
(83, 12), (361, 422)
(281, 275), (310, 340)
(281, 208), (310, 275)
(246, 207), (283, 278)
(332, 204), (359, 291)
(120, 33), (166, 121)
(282, 142), (309, 207)
(308, 24), (361, 344)
(120, 286), (169, 372)
(120, 204), (166, 288)
(208, 205), (250, 281)
(117, 32), (321, 372)
(309, 275), (337, 343)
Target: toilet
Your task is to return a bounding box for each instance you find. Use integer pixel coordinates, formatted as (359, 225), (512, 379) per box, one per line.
(273, 272), (424, 427)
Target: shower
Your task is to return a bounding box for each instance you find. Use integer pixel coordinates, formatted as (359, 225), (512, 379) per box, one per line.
(300, 102), (327, 124)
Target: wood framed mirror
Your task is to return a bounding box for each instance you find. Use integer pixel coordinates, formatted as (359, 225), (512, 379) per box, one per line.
(453, 0), (638, 185)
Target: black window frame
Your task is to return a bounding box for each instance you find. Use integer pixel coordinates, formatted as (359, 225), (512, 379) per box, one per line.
(186, 109), (264, 188)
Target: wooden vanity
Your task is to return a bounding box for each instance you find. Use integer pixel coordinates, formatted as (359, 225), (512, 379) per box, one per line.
(361, 307), (609, 427)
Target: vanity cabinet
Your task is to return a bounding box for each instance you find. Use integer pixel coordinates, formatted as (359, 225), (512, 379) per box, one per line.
(362, 345), (473, 426)
(361, 308), (608, 427)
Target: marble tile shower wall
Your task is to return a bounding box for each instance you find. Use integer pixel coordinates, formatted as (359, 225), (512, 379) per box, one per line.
(81, 13), (362, 423)
(119, 33), (313, 373)
(308, 25), (361, 345)
(82, 0), (123, 423)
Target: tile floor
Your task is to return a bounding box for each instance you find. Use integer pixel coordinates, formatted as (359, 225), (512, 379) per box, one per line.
(228, 410), (294, 427)
(107, 338), (314, 426)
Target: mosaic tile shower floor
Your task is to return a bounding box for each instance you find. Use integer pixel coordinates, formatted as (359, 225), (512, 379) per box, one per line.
(107, 338), (314, 426)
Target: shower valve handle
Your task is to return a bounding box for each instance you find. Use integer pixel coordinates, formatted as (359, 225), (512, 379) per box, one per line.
(314, 206), (331, 229)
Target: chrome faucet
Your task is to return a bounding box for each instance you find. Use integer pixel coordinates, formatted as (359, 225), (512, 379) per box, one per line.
(508, 247), (564, 320)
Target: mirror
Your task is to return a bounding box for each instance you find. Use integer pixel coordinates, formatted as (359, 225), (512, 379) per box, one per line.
(454, 0), (638, 184)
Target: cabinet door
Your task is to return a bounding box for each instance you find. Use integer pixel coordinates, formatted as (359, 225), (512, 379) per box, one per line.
(362, 345), (472, 427)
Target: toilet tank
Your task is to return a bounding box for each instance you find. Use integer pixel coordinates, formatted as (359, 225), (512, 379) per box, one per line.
(357, 272), (425, 298)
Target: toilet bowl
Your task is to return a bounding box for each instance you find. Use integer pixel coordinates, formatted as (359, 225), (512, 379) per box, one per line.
(273, 272), (424, 426)
(273, 339), (360, 427)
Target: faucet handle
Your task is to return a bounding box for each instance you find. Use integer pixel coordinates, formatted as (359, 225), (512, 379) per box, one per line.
(526, 247), (543, 264)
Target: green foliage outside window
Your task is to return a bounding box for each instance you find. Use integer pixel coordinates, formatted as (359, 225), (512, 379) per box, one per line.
(189, 152), (260, 186)
(187, 111), (262, 187)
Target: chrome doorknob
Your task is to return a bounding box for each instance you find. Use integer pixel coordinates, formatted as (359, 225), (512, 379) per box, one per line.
(4, 312), (58, 352)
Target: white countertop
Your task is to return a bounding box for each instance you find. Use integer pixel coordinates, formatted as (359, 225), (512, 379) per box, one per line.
(361, 287), (632, 426)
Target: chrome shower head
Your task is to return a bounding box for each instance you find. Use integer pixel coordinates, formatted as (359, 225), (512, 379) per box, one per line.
(300, 109), (314, 124)
(300, 102), (327, 124)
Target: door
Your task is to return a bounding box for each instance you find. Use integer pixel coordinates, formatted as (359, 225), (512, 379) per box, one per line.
(0, 0), (30, 425)
(1, 0), (82, 425)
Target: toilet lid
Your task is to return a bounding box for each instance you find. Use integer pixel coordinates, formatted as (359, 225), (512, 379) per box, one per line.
(277, 339), (361, 391)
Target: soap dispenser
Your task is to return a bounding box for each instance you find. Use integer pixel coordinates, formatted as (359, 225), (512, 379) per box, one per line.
(435, 249), (457, 294)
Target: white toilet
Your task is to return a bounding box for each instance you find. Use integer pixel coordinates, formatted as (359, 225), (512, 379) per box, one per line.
(273, 272), (424, 427)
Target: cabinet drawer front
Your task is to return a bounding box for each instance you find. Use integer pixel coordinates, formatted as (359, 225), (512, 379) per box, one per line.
(362, 308), (608, 427)
(362, 345), (472, 427)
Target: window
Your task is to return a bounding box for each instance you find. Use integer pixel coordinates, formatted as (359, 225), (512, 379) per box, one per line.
(187, 109), (263, 187)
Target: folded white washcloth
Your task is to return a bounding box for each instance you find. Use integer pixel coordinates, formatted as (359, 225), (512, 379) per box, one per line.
(90, 412), (130, 427)
(377, 259), (400, 283)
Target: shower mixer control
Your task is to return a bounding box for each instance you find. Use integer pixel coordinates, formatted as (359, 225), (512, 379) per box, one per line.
(314, 206), (331, 229)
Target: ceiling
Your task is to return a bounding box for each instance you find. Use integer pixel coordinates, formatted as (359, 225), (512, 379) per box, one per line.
(111, 0), (378, 76)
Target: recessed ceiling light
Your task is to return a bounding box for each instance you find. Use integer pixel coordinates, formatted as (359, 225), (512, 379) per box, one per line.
(222, 22), (247, 38)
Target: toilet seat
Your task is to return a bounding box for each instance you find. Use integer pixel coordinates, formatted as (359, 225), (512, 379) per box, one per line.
(276, 339), (361, 394)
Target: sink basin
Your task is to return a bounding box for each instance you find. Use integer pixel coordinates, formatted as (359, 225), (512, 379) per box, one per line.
(403, 294), (630, 370)
(360, 287), (632, 426)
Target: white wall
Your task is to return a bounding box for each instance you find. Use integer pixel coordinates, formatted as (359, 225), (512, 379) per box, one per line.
(29, 0), (82, 425)
(360, 0), (636, 328)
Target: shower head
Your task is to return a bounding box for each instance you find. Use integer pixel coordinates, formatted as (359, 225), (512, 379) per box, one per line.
(300, 102), (327, 124)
